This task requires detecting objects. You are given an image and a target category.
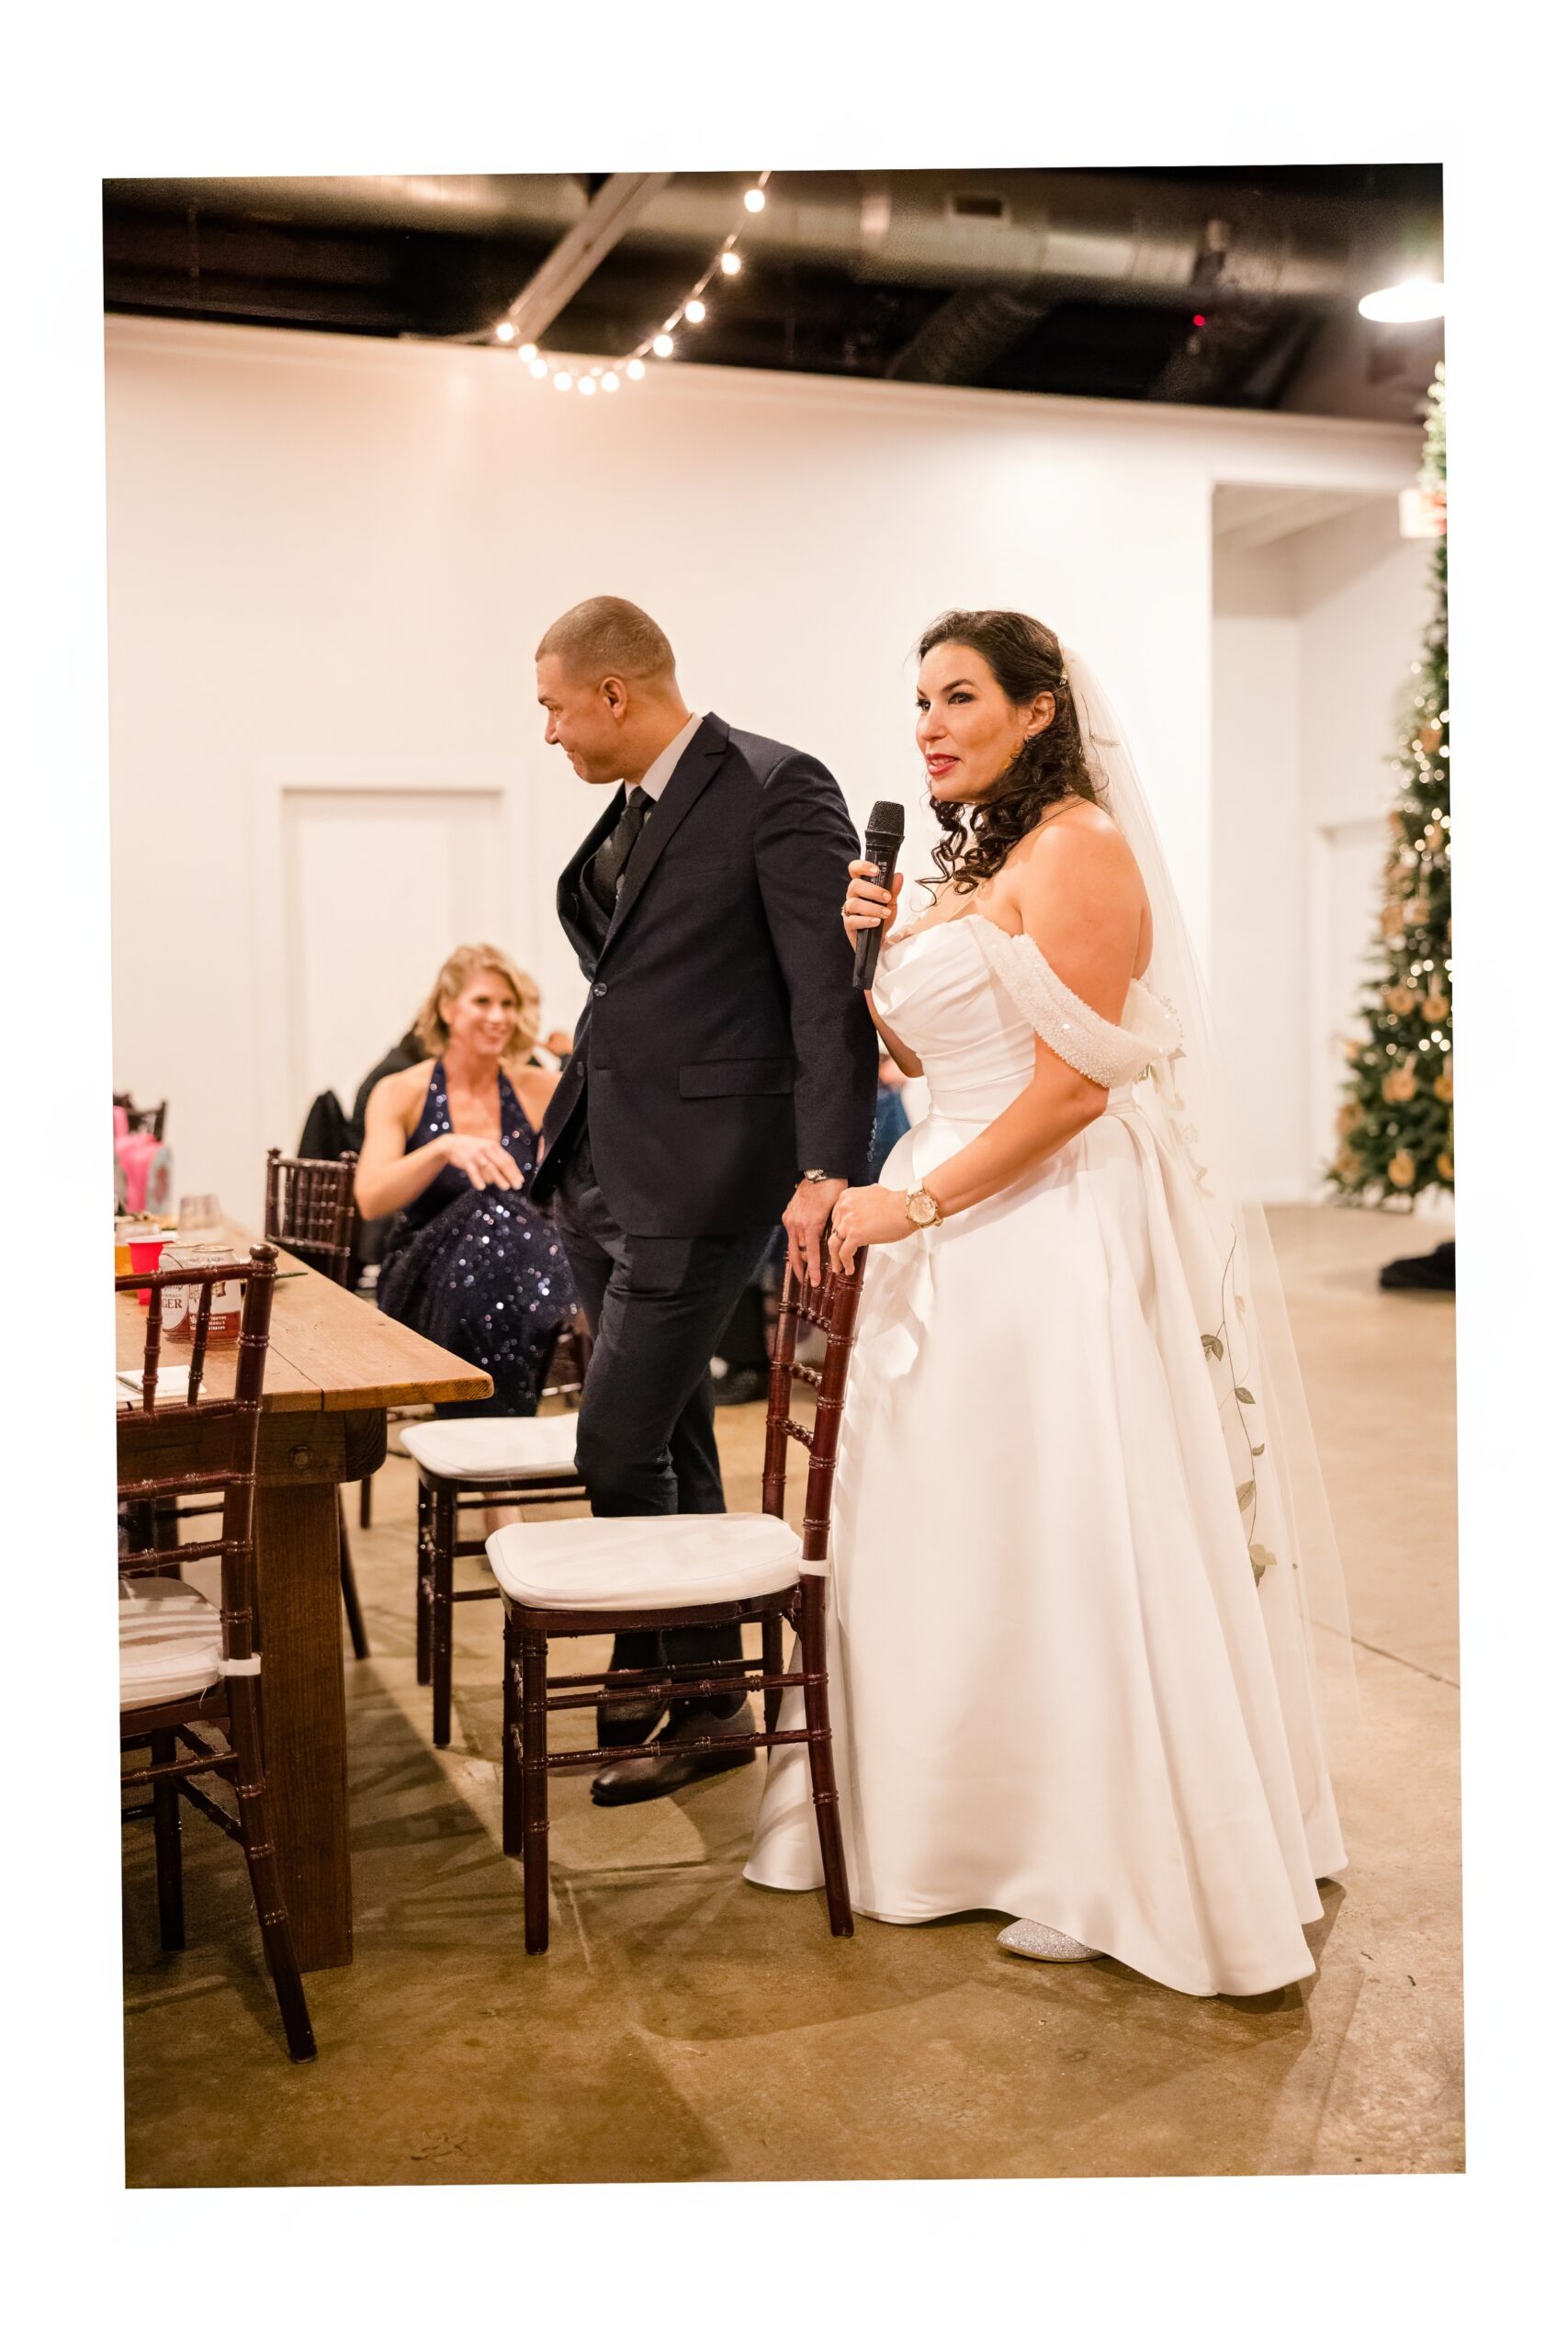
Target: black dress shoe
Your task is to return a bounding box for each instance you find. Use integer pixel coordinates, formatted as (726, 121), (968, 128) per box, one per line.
(712, 1364), (770, 1408)
(1378, 1238), (1455, 1292)
(590, 1704), (756, 1806)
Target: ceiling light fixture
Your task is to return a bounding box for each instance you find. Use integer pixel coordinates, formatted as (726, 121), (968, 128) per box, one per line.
(1359, 278), (1445, 323)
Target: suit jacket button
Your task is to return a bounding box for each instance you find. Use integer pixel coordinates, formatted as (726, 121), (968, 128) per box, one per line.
(592, 981), (607, 998)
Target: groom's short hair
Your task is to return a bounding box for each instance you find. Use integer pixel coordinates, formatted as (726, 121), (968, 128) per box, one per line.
(536, 596), (676, 686)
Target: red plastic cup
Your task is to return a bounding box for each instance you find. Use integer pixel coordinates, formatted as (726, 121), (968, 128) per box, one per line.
(129, 1236), (167, 1305)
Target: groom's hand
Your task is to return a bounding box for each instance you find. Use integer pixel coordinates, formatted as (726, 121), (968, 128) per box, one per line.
(784, 1176), (847, 1288)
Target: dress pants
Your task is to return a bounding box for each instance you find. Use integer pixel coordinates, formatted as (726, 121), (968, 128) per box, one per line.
(552, 1127), (776, 1717)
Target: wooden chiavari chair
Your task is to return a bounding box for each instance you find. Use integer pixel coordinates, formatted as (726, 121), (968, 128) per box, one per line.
(485, 1255), (865, 1955)
(263, 1148), (370, 1658)
(118, 1246), (316, 2063)
(400, 1307), (592, 1748)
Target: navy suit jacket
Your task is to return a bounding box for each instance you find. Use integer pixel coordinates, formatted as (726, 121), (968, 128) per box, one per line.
(532, 712), (878, 1238)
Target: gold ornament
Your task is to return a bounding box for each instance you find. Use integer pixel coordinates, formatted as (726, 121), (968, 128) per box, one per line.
(1434, 1058), (1454, 1104)
(1387, 1150), (1417, 1190)
(1336, 1102), (1359, 1137)
(1437, 1149), (1454, 1182)
(1407, 895), (1431, 926)
(1343, 1035), (1366, 1066)
(1381, 903), (1406, 941)
(1385, 983), (1419, 1016)
(1419, 722), (1442, 753)
(1336, 1147), (1362, 1183)
(1422, 991), (1450, 1023)
(1382, 1058), (1418, 1105)
(1424, 821), (1447, 854)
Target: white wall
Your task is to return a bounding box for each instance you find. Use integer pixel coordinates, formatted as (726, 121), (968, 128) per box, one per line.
(104, 315), (1419, 1218)
(1212, 501), (1431, 1199)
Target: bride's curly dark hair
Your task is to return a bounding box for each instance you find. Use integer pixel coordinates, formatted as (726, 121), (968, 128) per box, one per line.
(919, 609), (1101, 896)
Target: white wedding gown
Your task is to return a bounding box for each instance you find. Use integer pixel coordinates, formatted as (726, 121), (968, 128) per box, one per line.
(745, 912), (1347, 1998)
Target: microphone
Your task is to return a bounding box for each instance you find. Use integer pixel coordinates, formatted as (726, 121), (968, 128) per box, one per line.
(851, 799), (907, 991)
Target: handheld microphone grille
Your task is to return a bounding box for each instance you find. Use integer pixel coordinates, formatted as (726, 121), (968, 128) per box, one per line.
(852, 799), (907, 992)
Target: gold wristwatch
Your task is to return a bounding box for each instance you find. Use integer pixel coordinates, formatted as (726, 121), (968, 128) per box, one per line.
(904, 1186), (944, 1230)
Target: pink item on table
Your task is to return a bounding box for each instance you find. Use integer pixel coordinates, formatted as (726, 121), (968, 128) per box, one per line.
(128, 1235), (167, 1306)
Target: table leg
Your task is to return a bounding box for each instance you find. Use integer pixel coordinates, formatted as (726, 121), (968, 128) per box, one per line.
(254, 1479), (353, 1971)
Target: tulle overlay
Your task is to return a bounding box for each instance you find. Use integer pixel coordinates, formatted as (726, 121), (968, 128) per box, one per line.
(745, 916), (1346, 1998)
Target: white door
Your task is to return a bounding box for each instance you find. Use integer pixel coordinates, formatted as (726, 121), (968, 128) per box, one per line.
(1309, 816), (1386, 1187)
(282, 786), (510, 1124)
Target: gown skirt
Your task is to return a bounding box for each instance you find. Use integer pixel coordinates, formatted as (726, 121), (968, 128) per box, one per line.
(745, 917), (1346, 1999)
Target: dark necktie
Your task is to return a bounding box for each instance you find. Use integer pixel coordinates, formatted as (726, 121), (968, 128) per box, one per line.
(587, 785), (654, 918)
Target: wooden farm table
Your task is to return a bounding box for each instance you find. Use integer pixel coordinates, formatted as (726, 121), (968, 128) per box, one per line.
(116, 1227), (491, 1969)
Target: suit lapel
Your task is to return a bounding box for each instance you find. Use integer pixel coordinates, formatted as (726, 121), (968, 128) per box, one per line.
(598, 714), (728, 958)
(558, 790), (627, 971)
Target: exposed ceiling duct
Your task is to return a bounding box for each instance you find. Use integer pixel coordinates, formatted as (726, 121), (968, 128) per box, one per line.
(885, 281), (1056, 385)
(101, 168), (1443, 418)
(107, 168), (1431, 312)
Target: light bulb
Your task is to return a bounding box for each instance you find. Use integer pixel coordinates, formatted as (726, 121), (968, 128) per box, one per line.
(578, 375), (597, 395)
(1359, 277), (1445, 323)
(529, 357), (548, 379)
(652, 333), (675, 358)
(554, 370), (573, 391)
(603, 372), (620, 392)
(518, 343), (537, 362)
(495, 322), (516, 343)
(685, 298), (706, 323)
(744, 187), (766, 214)
(720, 251), (741, 276)
(626, 358), (646, 380)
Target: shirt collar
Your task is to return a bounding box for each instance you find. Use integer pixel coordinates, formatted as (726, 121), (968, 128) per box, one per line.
(635, 710), (703, 801)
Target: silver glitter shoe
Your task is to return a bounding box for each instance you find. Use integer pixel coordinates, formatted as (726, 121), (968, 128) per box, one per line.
(997, 1918), (1103, 1963)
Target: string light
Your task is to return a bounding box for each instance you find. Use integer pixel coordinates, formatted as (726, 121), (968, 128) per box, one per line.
(515, 173), (770, 398)
(495, 322), (516, 344)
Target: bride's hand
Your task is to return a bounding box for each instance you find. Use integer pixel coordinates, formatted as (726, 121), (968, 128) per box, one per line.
(843, 859), (903, 950)
(827, 1184), (911, 1272)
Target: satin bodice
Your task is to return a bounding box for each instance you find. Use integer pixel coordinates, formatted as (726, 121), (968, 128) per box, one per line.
(874, 914), (1180, 1124)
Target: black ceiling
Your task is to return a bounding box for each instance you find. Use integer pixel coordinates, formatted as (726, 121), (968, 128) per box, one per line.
(102, 165), (1443, 420)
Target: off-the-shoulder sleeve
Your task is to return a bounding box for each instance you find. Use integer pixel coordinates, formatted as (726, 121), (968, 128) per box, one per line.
(970, 918), (1183, 1088)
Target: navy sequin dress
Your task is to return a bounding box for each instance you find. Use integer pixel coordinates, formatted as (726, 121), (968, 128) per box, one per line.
(376, 1062), (575, 1419)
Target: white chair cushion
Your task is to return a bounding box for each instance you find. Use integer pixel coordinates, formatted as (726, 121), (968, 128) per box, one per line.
(399, 1413), (581, 1483)
(486, 1511), (804, 1611)
(119, 1576), (224, 1708)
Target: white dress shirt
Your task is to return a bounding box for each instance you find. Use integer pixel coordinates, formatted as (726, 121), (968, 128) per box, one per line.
(633, 710), (704, 800)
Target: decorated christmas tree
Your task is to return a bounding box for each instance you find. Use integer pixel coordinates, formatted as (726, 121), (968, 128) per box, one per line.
(1328, 367), (1451, 1223)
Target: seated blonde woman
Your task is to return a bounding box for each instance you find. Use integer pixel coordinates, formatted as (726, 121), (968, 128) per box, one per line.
(356, 944), (576, 1419)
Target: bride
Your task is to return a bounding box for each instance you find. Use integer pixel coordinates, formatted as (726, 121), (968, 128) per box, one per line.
(744, 609), (1354, 1999)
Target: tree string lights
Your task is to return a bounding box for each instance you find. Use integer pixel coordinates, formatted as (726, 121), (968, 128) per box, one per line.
(500, 175), (772, 398)
(1328, 365), (1451, 1206)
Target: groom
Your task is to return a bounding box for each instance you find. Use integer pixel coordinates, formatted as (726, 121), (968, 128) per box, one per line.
(530, 595), (877, 1804)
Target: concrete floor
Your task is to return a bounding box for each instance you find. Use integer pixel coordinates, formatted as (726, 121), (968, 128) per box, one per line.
(122, 1203), (1461, 2184)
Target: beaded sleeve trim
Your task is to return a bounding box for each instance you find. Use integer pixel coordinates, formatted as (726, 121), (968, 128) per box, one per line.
(969, 916), (1184, 1088)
